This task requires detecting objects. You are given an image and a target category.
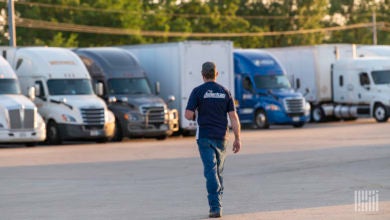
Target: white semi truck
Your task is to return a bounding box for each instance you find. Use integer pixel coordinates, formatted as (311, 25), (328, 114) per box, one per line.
(2, 47), (115, 144)
(265, 44), (390, 123)
(0, 56), (46, 146)
(122, 41), (234, 134)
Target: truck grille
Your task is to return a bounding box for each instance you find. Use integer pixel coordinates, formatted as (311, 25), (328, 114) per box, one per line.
(80, 108), (105, 125)
(8, 108), (35, 129)
(284, 98), (305, 113)
(140, 105), (165, 123)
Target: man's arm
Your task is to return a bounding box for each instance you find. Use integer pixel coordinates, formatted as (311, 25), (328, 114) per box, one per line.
(228, 111), (241, 153)
(185, 109), (195, 121)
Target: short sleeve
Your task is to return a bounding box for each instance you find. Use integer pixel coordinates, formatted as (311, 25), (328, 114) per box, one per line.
(186, 88), (198, 111)
(226, 90), (235, 112)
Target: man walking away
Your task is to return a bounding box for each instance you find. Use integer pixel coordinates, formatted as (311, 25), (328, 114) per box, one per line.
(185, 61), (241, 218)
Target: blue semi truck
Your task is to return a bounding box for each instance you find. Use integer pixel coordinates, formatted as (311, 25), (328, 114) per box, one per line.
(234, 49), (310, 128)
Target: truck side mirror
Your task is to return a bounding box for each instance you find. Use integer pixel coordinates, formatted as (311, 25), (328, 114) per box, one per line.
(34, 83), (41, 97)
(95, 82), (104, 96)
(303, 88), (310, 96)
(155, 81), (160, 95)
(28, 86), (36, 101)
(295, 78), (301, 89)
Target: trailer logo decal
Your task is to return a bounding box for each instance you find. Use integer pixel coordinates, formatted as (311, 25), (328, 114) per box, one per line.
(204, 90), (226, 99)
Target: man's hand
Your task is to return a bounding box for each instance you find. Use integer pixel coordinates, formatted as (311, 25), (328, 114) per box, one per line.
(233, 139), (241, 153)
(185, 109), (195, 121)
(228, 111), (241, 154)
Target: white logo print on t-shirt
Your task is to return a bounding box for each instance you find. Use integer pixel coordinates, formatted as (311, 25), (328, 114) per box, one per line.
(203, 90), (226, 99)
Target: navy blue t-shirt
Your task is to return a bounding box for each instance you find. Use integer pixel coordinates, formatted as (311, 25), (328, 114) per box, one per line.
(186, 82), (235, 140)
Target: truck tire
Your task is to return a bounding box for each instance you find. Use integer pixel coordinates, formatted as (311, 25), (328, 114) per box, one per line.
(25, 142), (37, 147)
(292, 122), (305, 128)
(156, 135), (168, 140)
(96, 138), (109, 143)
(311, 106), (325, 122)
(182, 129), (196, 137)
(374, 104), (389, 122)
(47, 121), (62, 145)
(254, 110), (270, 129)
(111, 120), (123, 142)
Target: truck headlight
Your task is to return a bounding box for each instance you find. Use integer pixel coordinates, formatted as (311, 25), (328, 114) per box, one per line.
(169, 110), (178, 120)
(61, 114), (77, 122)
(124, 112), (142, 121)
(304, 102), (311, 115)
(105, 110), (115, 123)
(266, 104), (280, 111)
(36, 114), (45, 129)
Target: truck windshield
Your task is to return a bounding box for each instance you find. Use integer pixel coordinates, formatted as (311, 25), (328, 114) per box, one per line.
(254, 75), (291, 89)
(108, 78), (152, 95)
(47, 79), (94, 95)
(0, 79), (21, 95)
(371, 70), (390, 85)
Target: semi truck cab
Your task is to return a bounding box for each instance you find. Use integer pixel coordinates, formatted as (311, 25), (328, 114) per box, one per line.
(74, 47), (179, 141)
(332, 57), (390, 122)
(234, 49), (310, 128)
(0, 56), (46, 145)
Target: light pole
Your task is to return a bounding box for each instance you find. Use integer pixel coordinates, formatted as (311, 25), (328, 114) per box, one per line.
(372, 9), (377, 45)
(7, 0), (16, 47)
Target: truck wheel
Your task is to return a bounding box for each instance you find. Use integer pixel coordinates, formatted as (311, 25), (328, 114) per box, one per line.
(111, 120), (123, 142)
(96, 138), (109, 143)
(292, 122), (305, 128)
(311, 106), (325, 122)
(182, 129), (196, 137)
(254, 110), (269, 129)
(374, 104), (389, 122)
(47, 121), (62, 145)
(156, 135), (167, 140)
(25, 142), (37, 147)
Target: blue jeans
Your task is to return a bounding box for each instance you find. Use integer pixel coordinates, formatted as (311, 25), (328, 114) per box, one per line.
(197, 138), (227, 213)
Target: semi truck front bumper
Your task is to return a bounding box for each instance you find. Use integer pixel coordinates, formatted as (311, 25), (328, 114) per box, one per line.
(125, 122), (173, 138)
(266, 110), (309, 124)
(58, 122), (115, 141)
(0, 128), (46, 143)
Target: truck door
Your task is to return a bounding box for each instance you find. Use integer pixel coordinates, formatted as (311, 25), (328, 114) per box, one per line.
(238, 75), (256, 114)
(356, 72), (371, 103)
(33, 80), (49, 120)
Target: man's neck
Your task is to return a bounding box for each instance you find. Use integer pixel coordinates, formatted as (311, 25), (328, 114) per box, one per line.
(204, 79), (216, 83)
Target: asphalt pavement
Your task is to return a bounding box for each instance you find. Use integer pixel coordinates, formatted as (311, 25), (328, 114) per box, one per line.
(0, 119), (389, 220)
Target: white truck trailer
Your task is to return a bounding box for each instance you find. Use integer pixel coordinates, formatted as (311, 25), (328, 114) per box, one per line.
(0, 56), (46, 146)
(357, 45), (390, 57)
(265, 44), (390, 123)
(2, 47), (115, 144)
(121, 41), (234, 134)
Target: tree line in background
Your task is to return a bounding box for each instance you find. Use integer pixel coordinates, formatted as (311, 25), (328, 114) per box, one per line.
(0, 0), (389, 48)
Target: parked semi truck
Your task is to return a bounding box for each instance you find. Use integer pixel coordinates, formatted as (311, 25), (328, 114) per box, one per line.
(0, 56), (46, 146)
(74, 47), (179, 141)
(121, 41), (234, 134)
(234, 49), (310, 128)
(266, 44), (390, 123)
(2, 47), (115, 144)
